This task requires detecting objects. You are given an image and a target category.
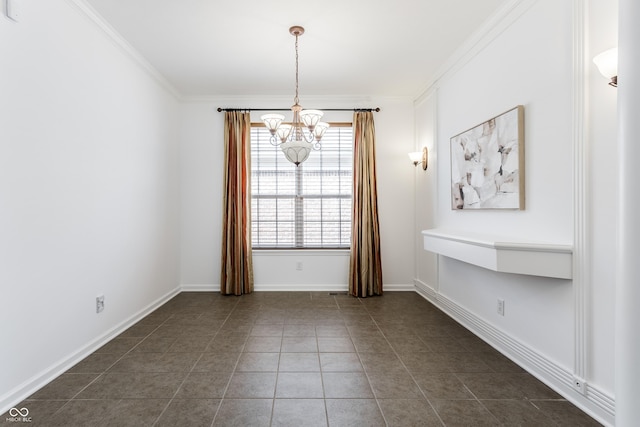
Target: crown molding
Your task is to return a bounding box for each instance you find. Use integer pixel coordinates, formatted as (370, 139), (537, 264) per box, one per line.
(64, 0), (181, 100)
(414, 0), (537, 102)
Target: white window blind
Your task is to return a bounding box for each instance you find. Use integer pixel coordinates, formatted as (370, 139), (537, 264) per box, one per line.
(251, 124), (353, 249)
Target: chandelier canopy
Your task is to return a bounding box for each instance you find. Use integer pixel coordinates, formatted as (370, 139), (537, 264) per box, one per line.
(261, 26), (329, 166)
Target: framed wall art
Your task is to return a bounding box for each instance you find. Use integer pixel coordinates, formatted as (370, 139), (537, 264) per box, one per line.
(450, 105), (524, 210)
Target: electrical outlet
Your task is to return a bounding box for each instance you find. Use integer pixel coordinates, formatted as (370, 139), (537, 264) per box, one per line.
(572, 377), (586, 395)
(296, 261), (303, 271)
(497, 298), (505, 316)
(96, 295), (105, 313)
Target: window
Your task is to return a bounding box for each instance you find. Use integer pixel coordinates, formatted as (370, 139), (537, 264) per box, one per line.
(251, 123), (353, 249)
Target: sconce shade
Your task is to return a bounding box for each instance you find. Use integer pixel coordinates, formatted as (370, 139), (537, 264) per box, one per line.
(409, 147), (428, 170)
(408, 152), (423, 164)
(593, 48), (618, 86)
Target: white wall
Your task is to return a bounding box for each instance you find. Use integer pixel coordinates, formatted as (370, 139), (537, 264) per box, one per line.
(586, 0), (617, 398)
(413, 0), (616, 424)
(180, 97), (416, 291)
(0, 0), (180, 411)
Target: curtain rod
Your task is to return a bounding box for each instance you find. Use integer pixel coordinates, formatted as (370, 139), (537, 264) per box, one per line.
(217, 107), (380, 112)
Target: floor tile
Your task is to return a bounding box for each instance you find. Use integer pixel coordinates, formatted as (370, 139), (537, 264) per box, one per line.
(377, 398), (442, 426)
(367, 370), (423, 399)
(94, 337), (142, 355)
(224, 372), (277, 398)
(213, 399), (273, 427)
(166, 335), (212, 352)
(431, 399), (500, 426)
(317, 337), (355, 352)
(75, 372), (134, 399)
(28, 373), (99, 399)
(456, 372), (526, 399)
(358, 352), (405, 373)
(532, 400), (603, 426)
(131, 336), (177, 353)
(271, 399), (327, 427)
(67, 353), (121, 373)
(276, 372), (324, 398)
(12, 292), (601, 427)
(279, 352), (321, 372)
(236, 352), (280, 372)
(319, 352), (363, 372)
(482, 399), (556, 426)
(123, 372), (187, 398)
(504, 372), (563, 399)
(250, 324), (285, 337)
(283, 324), (316, 336)
(174, 372), (232, 398)
(412, 372), (474, 400)
(206, 335), (247, 352)
(325, 399), (385, 427)
(100, 398), (168, 426)
(243, 336), (282, 352)
(45, 399), (121, 427)
(351, 336), (394, 353)
(281, 336), (318, 352)
(315, 325), (350, 337)
(322, 372), (374, 398)
(192, 352), (241, 372)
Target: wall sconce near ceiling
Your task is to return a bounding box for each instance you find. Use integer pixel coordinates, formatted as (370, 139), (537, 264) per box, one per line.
(593, 47), (618, 87)
(409, 147), (428, 170)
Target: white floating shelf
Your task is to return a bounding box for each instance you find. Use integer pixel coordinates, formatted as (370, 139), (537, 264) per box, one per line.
(422, 228), (573, 279)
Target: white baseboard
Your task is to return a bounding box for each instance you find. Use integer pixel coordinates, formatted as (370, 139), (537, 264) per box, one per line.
(0, 287), (181, 415)
(413, 279), (614, 427)
(254, 284), (349, 292)
(181, 283), (414, 293)
(181, 284), (218, 292)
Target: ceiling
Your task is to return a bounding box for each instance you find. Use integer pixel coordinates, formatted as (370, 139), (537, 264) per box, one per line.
(82, 0), (507, 98)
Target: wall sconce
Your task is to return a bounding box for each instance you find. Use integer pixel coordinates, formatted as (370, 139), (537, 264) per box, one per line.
(408, 147), (428, 170)
(593, 47), (618, 87)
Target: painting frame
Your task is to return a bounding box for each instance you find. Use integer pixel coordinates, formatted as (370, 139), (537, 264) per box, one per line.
(450, 105), (525, 210)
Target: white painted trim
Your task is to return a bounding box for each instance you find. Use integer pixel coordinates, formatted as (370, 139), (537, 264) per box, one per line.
(413, 281), (614, 427)
(0, 287), (181, 415)
(571, 0), (590, 387)
(382, 284), (415, 292)
(254, 284), (349, 292)
(181, 283), (413, 293)
(253, 249), (350, 257)
(415, 0), (538, 100)
(181, 284), (218, 292)
(64, 0), (181, 100)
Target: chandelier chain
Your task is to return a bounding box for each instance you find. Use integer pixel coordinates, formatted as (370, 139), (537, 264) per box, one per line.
(294, 33), (300, 105)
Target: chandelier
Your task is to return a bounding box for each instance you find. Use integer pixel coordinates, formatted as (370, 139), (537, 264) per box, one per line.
(261, 26), (329, 166)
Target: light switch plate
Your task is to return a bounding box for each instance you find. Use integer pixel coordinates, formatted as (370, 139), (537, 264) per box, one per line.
(6, 0), (21, 22)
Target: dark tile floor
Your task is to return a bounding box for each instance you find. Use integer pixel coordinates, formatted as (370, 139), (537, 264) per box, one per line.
(4, 292), (602, 426)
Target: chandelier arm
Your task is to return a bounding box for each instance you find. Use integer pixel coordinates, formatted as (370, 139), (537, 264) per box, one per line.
(268, 135), (281, 146)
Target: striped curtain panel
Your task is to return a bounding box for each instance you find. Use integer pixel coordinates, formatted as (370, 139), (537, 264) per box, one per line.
(349, 111), (383, 297)
(220, 111), (254, 295)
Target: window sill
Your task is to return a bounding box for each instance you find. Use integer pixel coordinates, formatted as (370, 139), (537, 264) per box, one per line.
(252, 248), (350, 256)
